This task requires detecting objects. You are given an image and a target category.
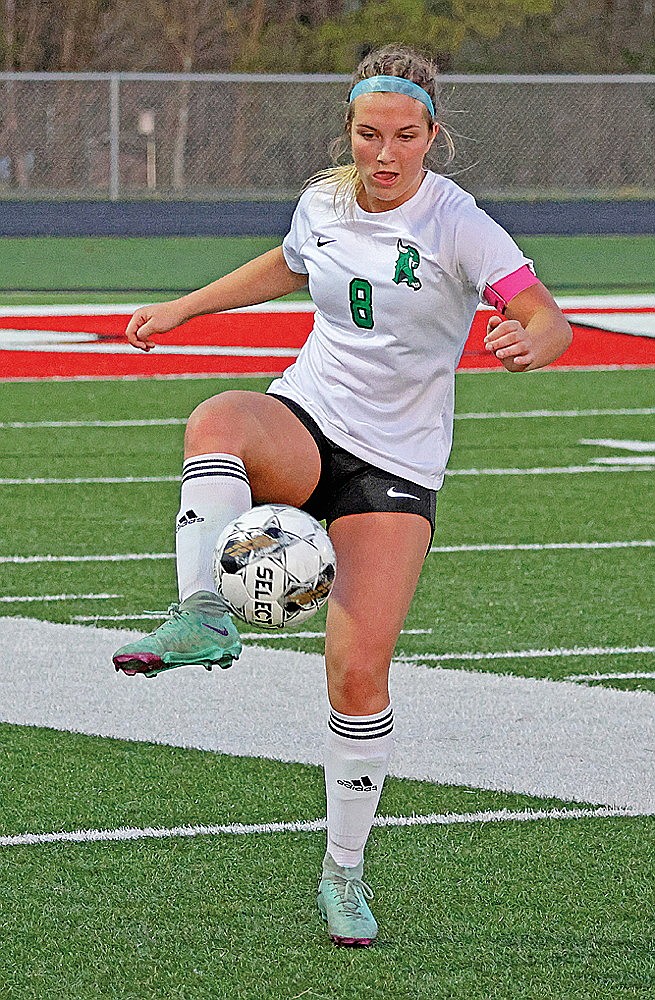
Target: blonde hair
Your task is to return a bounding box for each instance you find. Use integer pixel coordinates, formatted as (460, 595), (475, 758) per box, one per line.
(306, 45), (455, 210)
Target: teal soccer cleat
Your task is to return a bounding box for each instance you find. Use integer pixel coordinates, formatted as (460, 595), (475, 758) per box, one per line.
(112, 591), (241, 679)
(317, 852), (378, 947)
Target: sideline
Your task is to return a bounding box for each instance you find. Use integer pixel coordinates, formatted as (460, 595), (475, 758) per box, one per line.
(1, 295), (654, 317)
(2, 406), (654, 428)
(2, 464), (654, 485)
(0, 592), (119, 603)
(0, 805), (647, 850)
(395, 645), (655, 664)
(2, 539), (653, 565)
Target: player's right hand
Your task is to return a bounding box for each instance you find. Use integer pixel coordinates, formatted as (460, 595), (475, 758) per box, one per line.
(124, 300), (188, 351)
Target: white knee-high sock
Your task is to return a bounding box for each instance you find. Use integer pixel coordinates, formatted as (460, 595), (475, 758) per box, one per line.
(324, 705), (394, 868)
(175, 453), (251, 602)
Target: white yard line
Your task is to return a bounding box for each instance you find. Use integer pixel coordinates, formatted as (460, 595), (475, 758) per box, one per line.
(0, 593), (120, 603)
(0, 295), (653, 319)
(569, 313), (655, 338)
(0, 552), (174, 564)
(3, 342), (301, 357)
(0, 805), (645, 850)
(536, 364), (655, 373)
(579, 438), (655, 451)
(0, 301), (316, 318)
(4, 365), (653, 385)
(591, 456), (655, 466)
(564, 671), (655, 682)
(430, 540), (655, 553)
(72, 613), (166, 622)
(556, 295), (655, 308)
(395, 645), (655, 664)
(57, 635), (653, 663)
(238, 628), (434, 639)
(454, 407), (655, 420)
(2, 464), (654, 486)
(71, 613), (164, 622)
(0, 418), (187, 429)
(0, 372), (287, 384)
(2, 408), (654, 429)
(2, 540), (652, 564)
(0, 476), (178, 485)
(66, 617), (432, 635)
(447, 465), (655, 476)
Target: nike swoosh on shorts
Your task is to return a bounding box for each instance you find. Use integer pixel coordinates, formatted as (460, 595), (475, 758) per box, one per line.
(387, 487), (420, 500)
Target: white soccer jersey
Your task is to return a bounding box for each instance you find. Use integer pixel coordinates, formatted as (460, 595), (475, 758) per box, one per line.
(268, 170), (535, 489)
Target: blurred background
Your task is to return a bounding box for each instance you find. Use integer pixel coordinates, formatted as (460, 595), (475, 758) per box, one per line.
(0, 0), (654, 202)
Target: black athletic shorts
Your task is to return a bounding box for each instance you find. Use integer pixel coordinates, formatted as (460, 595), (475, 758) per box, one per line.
(268, 393), (437, 535)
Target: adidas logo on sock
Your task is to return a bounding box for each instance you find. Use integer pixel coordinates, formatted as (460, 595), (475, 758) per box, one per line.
(176, 509), (205, 531)
(336, 775), (378, 792)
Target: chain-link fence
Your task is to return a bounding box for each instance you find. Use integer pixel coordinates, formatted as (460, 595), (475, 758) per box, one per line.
(1, 72), (654, 200)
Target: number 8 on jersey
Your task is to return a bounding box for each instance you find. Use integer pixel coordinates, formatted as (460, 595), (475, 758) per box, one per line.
(349, 278), (374, 330)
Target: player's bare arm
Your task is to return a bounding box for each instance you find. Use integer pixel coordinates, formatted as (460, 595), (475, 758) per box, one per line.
(125, 247), (307, 351)
(484, 282), (572, 372)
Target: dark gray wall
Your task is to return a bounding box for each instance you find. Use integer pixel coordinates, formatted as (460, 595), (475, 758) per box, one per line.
(0, 199), (654, 237)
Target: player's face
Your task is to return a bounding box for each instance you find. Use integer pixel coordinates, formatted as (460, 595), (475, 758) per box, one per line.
(350, 93), (437, 212)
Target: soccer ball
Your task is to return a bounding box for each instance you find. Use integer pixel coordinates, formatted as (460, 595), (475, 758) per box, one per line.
(213, 504), (336, 630)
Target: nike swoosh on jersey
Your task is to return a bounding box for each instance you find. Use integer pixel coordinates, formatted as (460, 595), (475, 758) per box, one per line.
(316, 237), (337, 247)
(387, 487), (421, 500)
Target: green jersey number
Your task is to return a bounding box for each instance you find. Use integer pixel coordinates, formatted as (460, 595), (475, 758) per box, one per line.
(349, 278), (374, 330)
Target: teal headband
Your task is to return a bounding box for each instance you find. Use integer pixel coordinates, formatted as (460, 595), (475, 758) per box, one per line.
(349, 75), (435, 118)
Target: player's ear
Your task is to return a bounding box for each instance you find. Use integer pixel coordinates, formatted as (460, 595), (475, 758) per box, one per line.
(426, 122), (439, 149)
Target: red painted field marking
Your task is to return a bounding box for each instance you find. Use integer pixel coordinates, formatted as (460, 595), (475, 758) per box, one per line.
(1, 307), (654, 379)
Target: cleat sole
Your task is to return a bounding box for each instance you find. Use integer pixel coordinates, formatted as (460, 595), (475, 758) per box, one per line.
(330, 935), (375, 947)
(113, 652), (165, 677)
(113, 651), (238, 678)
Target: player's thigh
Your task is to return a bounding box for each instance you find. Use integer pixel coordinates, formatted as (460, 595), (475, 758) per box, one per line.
(185, 390), (321, 507)
(325, 511), (431, 671)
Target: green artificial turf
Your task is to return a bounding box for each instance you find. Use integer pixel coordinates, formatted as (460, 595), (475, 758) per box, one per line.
(0, 370), (653, 687)
(0, 369), (653, 999)
(0, 724), (653, 1000)
(1, 234), (653, 302)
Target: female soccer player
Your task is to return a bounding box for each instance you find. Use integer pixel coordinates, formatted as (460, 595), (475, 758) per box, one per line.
(113, 45), (572, 946)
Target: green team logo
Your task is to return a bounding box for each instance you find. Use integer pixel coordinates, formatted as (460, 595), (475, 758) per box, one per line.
(393, 239), (422, 291)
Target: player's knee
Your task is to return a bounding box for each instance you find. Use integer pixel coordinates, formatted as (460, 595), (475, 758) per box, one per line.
(327, 656), (390, 715)
(185, 391), (250, 457)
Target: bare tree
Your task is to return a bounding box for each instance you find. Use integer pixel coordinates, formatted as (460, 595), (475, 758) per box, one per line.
(138, 0), (214, 187)
(0, 0), (49, 186)
(94, 1), (343, 190)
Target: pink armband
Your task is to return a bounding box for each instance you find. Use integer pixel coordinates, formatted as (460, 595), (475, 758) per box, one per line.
(483, 264), (540, 314)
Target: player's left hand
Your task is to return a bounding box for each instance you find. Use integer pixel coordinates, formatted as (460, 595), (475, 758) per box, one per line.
(484, 315), (534, 372)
